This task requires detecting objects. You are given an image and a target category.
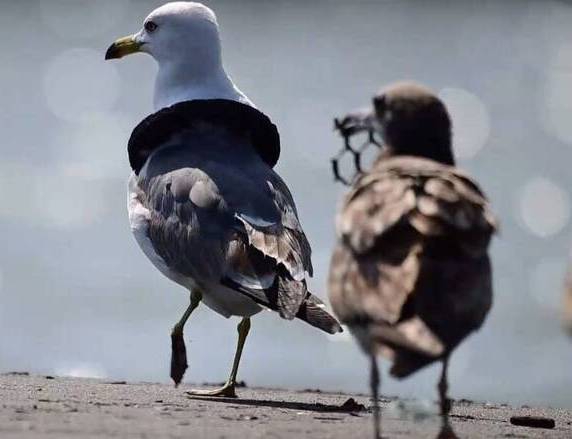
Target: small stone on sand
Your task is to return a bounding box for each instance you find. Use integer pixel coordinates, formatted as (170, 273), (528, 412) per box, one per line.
(510, 415), (555, 429)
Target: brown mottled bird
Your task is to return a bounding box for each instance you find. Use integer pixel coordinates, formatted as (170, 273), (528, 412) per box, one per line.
(328, 82), (497, 438)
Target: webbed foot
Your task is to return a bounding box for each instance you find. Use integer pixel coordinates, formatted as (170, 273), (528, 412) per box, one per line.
(186, 382), (237, 398)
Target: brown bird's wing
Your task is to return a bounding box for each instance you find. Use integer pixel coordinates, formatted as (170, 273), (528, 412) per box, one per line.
(329, 156), (496, 376)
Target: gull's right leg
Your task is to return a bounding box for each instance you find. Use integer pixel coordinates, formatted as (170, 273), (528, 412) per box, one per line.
(186, 317), (251, 398)
(170, 290), (202, 387)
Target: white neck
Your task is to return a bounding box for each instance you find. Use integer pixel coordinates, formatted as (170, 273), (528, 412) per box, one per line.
(153, 59), (252, 111)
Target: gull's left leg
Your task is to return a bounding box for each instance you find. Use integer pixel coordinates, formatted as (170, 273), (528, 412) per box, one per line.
(187, 317), (251, 398)
(437, 353), (459, 439)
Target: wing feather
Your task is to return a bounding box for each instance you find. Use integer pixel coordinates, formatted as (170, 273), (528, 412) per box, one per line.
(339, 156), (497, 256)
(228, 169), (313, 283)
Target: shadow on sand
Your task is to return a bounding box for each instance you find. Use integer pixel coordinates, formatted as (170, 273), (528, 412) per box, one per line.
(187, 394), (460, 439)
(186, 394), (367, 414)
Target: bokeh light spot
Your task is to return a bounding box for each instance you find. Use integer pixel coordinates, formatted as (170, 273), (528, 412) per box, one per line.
(439, 87), (491, 160)
(518, 177), (570, 238)
(54, 112), (133, 180)
(44, 48), (121, 123)
(541, 44), (572, 145)
(33, 173), (108, 229)
(529, 257), (567, 314)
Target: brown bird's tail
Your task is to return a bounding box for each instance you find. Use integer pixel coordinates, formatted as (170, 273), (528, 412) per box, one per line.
(296, 293), (343, 335)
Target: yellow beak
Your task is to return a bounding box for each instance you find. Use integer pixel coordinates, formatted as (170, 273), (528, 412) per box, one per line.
(105, 35), (142, 60)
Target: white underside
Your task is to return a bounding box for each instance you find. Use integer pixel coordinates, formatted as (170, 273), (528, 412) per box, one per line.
(127, 174), (262, 318)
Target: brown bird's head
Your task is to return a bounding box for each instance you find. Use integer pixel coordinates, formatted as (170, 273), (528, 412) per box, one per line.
(374, 82), (454, 165)
(332, 81), (454, 185)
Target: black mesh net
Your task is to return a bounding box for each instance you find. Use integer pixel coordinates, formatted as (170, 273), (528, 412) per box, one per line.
(330, 114), (383, 186)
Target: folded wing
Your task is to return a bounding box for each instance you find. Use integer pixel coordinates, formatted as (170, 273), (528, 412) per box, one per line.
(329, 156), (496, 375)
(139, 142), (339, 333)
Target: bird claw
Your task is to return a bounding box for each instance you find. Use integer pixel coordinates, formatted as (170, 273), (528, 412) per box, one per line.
(170, 331), (188, 387)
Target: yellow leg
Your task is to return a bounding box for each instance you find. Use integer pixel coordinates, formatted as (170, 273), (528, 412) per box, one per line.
(171, 291), (202, 387)
(187, 317), (251, 398)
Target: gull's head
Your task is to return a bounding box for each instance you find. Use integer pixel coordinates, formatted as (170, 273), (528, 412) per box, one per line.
(105, 2), (221, 67)
(105, 1), (251, 110)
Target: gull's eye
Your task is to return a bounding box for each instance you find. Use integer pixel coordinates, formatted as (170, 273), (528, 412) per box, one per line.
(144, 21), (158, 33)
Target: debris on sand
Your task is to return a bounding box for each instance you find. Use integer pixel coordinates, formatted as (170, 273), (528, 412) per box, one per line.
(301, 388), (323, 394)
(510, 415), (555, 429)
(2, 371), (30, 376)
(339, 398), (366, 412)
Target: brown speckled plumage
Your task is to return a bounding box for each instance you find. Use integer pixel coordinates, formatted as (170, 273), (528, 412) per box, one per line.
(328, 82), (497, 439)
(330, 156), (496, 375)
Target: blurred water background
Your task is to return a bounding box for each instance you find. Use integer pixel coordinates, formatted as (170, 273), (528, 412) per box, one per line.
(1, 0), (572, 408)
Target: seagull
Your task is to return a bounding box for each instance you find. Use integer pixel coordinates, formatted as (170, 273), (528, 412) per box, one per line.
(105, 1), (341, 397)
(328, 82), (497, 438)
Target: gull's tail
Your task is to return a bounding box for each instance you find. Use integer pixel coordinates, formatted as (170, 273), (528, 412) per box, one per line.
(296, 293), (343, 335)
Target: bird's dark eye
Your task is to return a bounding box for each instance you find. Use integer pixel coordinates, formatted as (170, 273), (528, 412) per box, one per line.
(144, 21), (158, 33)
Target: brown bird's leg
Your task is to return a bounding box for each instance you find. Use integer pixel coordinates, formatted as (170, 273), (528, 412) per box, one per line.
(370, 354), (381, 439)
(187, 317), (251, 398)
(437, 353), (458, 439)
(170, 290), (202, 387)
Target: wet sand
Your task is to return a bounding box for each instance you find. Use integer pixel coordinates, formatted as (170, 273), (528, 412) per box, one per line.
(1, 373), (570, 438)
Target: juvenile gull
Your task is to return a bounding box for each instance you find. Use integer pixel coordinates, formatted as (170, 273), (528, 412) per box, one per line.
(105, 1), (341, 397)
(328, 82), (497, 438)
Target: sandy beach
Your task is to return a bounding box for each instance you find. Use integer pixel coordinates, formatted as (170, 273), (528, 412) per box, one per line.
(1, 372), (570, 438)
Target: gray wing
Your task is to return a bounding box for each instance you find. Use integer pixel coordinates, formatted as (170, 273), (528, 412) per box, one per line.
(230, 168), (313, 280)
(137, 142), (314, 320)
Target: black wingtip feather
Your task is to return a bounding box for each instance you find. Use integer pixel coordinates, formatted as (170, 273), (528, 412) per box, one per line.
(295, 296), (343, 335)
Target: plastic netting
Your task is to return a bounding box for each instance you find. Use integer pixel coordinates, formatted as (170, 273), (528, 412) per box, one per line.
(330, 115), (383, 186)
